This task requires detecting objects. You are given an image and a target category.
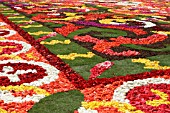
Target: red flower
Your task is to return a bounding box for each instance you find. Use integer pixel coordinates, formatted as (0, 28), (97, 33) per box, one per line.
(89, 61), (114, 79)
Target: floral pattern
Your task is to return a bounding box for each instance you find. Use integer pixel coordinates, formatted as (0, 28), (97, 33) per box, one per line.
(0, 12), (75, 112)
(0, 0), (169, 113)
(78, 69), (170, 113)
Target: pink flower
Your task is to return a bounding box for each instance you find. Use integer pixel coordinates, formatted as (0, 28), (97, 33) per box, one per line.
(89, 61), (114, 79)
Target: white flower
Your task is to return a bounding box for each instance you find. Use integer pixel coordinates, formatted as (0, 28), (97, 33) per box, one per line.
(131, 19), (156, 28)
(0, 60), (60, 86)
(0, 90), (45, 103)
(14, 7), (22, 10)
(0, 29), (16, 38)
(0, 22), (7, 26)
(77, 107), (98, 113)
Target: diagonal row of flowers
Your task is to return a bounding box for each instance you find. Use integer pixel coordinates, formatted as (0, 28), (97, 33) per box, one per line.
(0, 19), (64, 112)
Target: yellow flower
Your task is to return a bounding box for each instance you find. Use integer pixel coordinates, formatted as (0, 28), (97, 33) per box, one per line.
(28, 31), (52, 35)
(12, 20), (33, 23)
(0, 85), (50, 96)
(81, 100), (144, 113)
(26, 52), (39, 60)
(57, 52), (95, 60)
(40, 40), (71, 45)
(8, 16), (25, 19)
(0, 37), (5, 40)
(0, 46), (16, 53)
(0, 54), (22, 60)
(152, 31), (170, 35)
(64, 12), (77, 17)
(49, 16), (83, 21)
(146, 89), (170, 106)
(21, 25), (43, 28)
(99, 18), (131, 24)
(132, 58), (170, 70)
(0, 108), (8, 113)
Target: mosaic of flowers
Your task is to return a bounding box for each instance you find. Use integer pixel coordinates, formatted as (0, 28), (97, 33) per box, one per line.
(0, 0), (169, 113)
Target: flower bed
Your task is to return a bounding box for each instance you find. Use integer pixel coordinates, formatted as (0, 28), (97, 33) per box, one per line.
(0, 0), (169, 113)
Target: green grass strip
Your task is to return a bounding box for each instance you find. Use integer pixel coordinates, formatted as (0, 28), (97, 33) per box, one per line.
(28, 90), (84, 113)
(67, 27), (127, 39)
(122, 44), (170, 52)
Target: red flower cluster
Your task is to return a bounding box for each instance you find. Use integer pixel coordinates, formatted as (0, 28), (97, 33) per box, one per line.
(89, 61), (114, 79)
(127, 84), (170, 113)
(0, 42), (23, 55)
(74, 33), (168, 56)
(55, 23), (84, 36)
(84, 13), (109, 21)
(0, 100), (34, 113)
(0, 62), (47, 86)
(36, 32), (57, 42)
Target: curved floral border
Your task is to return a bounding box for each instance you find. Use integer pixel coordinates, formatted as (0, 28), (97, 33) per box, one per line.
(77, 69), (170, 113)
(0, 13), (86, 89)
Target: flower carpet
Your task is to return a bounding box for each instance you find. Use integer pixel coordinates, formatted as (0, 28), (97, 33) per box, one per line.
(0, 0), (170, 113)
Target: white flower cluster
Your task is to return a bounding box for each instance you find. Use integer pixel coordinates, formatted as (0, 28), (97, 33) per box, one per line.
(14, 6), (22, 10)
(0, 90), (46, 103)
(0, 29), (16, 38)
(78, 107), (98, 113)
(112, 78), (170, 103)
(131, 19), (156, 28)
(0, 65), (37, 82)
(0, 60), (60, 86)
(0, 22), (7, 26)
(115, 1), (142, 6)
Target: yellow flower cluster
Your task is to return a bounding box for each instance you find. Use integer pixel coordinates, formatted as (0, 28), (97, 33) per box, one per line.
(3, 13), (15, 15)
(0, 26), (6, 29)
(99, 18), (130, 24)
(49, 15), (83, 21)
(40, 40), (71, 45)
(26, 52), (39, 60)
(0, 85), (50, 96)
(82, 100), (144, 113)
(64, 12), (77, 16)
(8, 16), (26, 19)
(152, 31), (170, 35)
(12, 20), (33, 23)
(0, 46), (16, 53)
(0, 108), (7, 113)
(57, 52), (95, 60)
(146, 89), (170, 106)
(29, 31), (52, 36)
(0, 38), (5, 41)
(132, 58), (170, 70)
(21, 25), (43, 28)
(0, 54), (22, 60)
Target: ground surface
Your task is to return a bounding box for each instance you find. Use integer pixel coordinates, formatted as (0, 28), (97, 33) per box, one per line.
(0, 0), (170, 113)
